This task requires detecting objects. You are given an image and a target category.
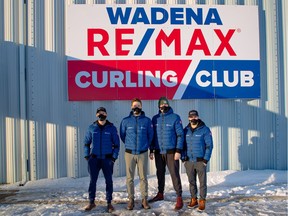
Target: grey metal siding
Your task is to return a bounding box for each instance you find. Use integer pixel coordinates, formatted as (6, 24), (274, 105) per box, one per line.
(0, 0), (287, 184)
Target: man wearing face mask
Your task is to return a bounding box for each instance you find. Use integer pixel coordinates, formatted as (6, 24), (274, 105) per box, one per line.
(120, 98), (154, 210)
(149, 97), (184, 210)
(181, 110), (213, 212)
(83, 107), (120, 213)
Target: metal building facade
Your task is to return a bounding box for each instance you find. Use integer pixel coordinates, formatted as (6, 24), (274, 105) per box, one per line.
(0, 0), (287, 184)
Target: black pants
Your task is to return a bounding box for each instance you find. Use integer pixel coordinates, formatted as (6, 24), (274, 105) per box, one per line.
(154, 152), (182, 196)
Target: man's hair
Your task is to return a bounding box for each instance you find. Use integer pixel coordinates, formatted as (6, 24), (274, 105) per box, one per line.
(131, 97), (142, 106)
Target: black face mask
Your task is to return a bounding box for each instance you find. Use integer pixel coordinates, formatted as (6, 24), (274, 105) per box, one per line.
(160, 106), (170, 113)
(132, 107), (142, 115)
(98, 114), (107, 121)
(190, 119), (198, 125)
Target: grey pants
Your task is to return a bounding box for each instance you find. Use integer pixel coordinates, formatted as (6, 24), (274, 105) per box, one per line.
(184, 161), (207, 200)
(125, 151), (148, 200)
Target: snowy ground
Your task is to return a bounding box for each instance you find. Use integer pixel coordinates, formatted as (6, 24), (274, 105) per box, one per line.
(0, 170), (287, 216)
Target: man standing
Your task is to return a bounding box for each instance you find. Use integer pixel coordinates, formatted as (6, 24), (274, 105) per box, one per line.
(83, 107), (120, 213)
(149, 97), (184, 210)
(120, 98), (153, 210)
(182, 110), (213, 211)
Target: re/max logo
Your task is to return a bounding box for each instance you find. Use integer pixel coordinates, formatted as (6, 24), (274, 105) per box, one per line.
(87, 28), (237, 57)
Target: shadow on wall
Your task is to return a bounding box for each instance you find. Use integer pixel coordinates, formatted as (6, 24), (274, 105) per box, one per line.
(238, 134), (277, 170)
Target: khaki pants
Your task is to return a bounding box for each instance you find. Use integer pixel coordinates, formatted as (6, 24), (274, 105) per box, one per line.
(125, 151), (148, 200)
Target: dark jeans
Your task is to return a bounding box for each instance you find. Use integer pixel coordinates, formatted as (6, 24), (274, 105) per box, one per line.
(87, 157), (114, 203)
(184, 161), (207, 200)
(154, 153), (182, 196)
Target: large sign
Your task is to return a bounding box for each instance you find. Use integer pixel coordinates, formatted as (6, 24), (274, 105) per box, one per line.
(66, 5), (260, 100)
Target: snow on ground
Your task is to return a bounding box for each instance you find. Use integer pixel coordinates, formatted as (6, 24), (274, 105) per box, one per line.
(0, 170), (287, 216)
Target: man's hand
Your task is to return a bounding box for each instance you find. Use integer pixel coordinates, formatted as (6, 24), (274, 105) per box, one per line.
(149, 153), (154, 160)
(174, 152), (181, 160)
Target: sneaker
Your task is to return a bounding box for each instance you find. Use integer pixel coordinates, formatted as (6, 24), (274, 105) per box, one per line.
(107, 203), (114, 213)
(84, 203), (96, 211)
(174, 196), (183, 210)
(142, 199), (151, 209)
(127, 199), (134, 210)
(148, 192), (164, 203)
(197, 199), (206, 211)
(187, 198), (198, 208)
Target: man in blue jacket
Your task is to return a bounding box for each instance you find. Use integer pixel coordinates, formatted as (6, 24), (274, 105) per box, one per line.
(182, 110), (213, 211)
(83, 107), (120, 213)
(149, 97), (184, 210)
(120, 98), (153, 210)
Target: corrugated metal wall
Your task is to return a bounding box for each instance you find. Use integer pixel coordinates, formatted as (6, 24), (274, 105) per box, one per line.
(0, 0), (287, 184)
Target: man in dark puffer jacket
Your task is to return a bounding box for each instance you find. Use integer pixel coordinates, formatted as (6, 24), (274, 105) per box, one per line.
(120, 98), (153, 210)
(83, 107), (120, 213)
(149, 97), (184, 210)
(182, 110), (213, 212)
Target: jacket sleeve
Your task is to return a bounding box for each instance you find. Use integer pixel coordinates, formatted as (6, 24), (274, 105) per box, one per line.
(203, 127), (213, 161)
(150, 116), (157, 152)
(111, 126), (120, 160)
(147, 118), (154, 148)
(181, 128), (188, 161)
(119, 119), (126, 143)
(83, 126), (92, 157)
(175, 116), (184, 152)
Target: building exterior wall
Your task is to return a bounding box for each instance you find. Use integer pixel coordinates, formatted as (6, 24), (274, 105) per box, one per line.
(0, 0), (287, 184)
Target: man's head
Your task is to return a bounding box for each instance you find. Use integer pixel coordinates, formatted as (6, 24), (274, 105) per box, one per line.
(131, 98), (142, 115)
(188, 110), (199, 125)
(96, 107), (107, 121)
(158, 97), (170, 113)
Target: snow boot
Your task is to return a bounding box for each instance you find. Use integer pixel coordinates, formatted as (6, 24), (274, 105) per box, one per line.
(142, 199), (151, 209)
(148, 192), (164, 203)
(174, 196), (183, 210)
(127, 199), (134, 210)
(187, 198), (198, 208)
(84, 203), (96, 211)
(198, 199), (206, 211)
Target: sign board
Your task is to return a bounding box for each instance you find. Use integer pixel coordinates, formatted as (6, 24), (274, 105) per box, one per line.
(66, 5), (260, 100)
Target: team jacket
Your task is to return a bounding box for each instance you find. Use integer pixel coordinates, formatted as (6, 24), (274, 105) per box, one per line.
(120, 111), (153, 154)
(84, 120), (120, 160)
(151, 107), (184, 154)
(182, 119), (213, 163)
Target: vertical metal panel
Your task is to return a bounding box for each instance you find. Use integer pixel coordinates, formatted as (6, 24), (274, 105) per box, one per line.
(5, 118), (16, 183)
(282, 0), (288, 170)
(0, 0), (24, 183)
(66, 126), (78, 177)
(0, 0), (5, 184)
(0, 0), (287, 184)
